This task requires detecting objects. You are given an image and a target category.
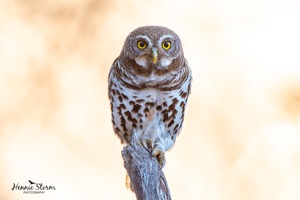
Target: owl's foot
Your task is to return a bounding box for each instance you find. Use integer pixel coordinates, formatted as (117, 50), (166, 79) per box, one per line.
(152, 149), (166, 168)
(140, 138), (166, 168)
(140, 138), (153, 152)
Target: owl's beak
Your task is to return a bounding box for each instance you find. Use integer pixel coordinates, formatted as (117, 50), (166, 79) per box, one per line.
(152, 47), (158, 64)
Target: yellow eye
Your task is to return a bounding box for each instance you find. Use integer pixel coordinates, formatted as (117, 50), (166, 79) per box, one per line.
(137, 40), (147, 49)
(162, 41), (171, 50)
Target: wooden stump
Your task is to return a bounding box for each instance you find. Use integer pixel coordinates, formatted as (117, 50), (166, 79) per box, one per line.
(121, 135), (172, 200)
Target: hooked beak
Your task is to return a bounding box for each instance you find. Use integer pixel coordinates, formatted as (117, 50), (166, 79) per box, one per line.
(152, 47), (158, 64)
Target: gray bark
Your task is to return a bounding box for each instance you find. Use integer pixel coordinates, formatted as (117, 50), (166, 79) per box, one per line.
(121, 135), (172, 200)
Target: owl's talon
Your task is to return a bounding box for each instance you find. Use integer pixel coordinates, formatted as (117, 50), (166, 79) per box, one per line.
(152, 149), (166, 168)
(140, 138), (153, 151)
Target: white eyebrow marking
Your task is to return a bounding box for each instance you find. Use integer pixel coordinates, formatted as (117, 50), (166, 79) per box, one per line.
(158, 35), (174, 46)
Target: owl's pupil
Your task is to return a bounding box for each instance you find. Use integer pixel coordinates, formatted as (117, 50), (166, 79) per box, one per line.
(137, 41), (146, 49)
(163, 41), (171, 49)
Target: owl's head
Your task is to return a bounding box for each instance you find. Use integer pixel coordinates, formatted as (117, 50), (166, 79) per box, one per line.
(119, 26), (185, 76)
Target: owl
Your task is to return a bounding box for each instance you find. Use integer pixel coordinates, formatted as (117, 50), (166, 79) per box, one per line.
(108, 26), (191, 167)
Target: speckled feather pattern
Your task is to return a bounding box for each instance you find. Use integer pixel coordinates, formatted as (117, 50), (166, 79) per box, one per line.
(108, 26), (191, 166)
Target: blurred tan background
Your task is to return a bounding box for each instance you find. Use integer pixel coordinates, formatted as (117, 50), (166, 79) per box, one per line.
(1, 0), (300, 199)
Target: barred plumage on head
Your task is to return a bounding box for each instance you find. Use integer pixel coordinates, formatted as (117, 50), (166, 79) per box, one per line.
(108, 26), (192, 168)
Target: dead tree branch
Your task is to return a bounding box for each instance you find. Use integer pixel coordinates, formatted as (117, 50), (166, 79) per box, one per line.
(121, 135), (172, 200)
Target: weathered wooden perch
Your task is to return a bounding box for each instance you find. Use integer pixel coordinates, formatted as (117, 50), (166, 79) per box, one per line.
(121, 135), (172, 200)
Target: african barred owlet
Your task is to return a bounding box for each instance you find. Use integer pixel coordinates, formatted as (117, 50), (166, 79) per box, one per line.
(108, 26), (191, 167)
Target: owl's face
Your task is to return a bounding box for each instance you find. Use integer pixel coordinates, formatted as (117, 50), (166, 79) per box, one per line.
(119, 26), (184, 77)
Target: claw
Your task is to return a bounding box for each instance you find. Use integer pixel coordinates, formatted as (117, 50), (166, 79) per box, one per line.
(140, 138), (153, 151)
(152, 149), (166, 168)
(140, 138), (166, 168)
